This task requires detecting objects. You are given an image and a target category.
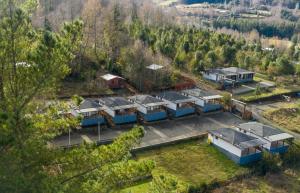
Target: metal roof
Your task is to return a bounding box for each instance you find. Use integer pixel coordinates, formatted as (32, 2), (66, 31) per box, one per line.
(238, 122), (283, 137)
(238, 122), (294, 141)
(146, 64), (164, 71)
(101, 74), (124, 81)
(209, 128), (265, 149)
(206, 67), (254, 76)
(129, 95), (165, 106)
(99, 97), (135, 109)
(222, 67), (254, 74)
(79, 99), (101, 110)
(156, 91), (194, 103)
(182, 88), (222, 100)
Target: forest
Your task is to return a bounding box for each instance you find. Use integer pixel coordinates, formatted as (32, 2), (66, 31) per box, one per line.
(54, 0), (299, 92)
(0, 0), (300, 193)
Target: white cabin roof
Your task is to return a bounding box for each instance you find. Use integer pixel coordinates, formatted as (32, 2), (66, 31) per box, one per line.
(266, 133), (294, 142)
(101, 74), (124, 81)
(147, 64), (164, 71)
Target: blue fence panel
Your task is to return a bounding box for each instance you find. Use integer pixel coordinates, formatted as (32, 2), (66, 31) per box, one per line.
(269, 145), (289, 154)
(143, 111), (167, 122)
(169, 107), (195, 118)
(203, 104), (222, 113)
(238, 78), (254, 83)
(113, 114), (137, 124)
(81, 116), (105, 127)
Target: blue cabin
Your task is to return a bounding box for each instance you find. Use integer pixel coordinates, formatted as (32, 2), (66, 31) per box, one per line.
(237, 122), (294, 154)
(99, 97), (137, 125)
(208, 128), (265, 165)
(156, 91), (195, 118)
(129, 95), (167, 122)
(71, 99), (105, 127)
(181, 88), (223, 113)
(203, 67), (255, 86)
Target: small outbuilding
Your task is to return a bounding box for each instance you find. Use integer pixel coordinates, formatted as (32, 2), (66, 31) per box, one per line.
(208, 128), (265, 165)
(203, 67), (255, 85)
(99, 97), (137, 125)
(237, 122), (294, 153)
(128, 95), (167, 122)
(71, 99), (105, 127)
(101, 74), (125, 89)
(181, 88), (223, 112)
(156, 91), (195, 117)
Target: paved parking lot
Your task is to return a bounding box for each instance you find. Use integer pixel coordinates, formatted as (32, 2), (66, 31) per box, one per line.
(52, 112), (245, 148)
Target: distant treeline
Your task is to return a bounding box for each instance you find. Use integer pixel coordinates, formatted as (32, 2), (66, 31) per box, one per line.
(180, 0), (229, 4)
(212, 19), (299, 39)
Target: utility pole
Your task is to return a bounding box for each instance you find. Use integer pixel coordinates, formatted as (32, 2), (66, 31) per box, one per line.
(98, 121), (101, 143)
(68, 128), (71, 146)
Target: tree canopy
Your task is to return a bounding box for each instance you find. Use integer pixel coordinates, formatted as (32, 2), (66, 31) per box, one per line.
(0, 1), (154, 192)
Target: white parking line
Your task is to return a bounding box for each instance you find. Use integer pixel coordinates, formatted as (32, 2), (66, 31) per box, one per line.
(81, 135), (93, 144)
(148, 126), (168, 139)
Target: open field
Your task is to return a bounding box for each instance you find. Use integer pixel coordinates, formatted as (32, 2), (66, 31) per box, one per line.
(212, 170), (300, 193)
(57, 81), (114, 98)
(122, 140), (300, 193)
(238, 87), (292, 102)
(121, 140), (249, 192)
(121, 180), (151, 193)
(263, 101), (300, 134)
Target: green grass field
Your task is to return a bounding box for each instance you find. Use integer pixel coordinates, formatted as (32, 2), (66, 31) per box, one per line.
(121, 180), (151, 193)
(212, 170), (300, 193)
(122, 140), (248, 192)
(263, 101), (300, 134)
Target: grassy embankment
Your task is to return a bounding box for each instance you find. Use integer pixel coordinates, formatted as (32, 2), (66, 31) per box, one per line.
(238, 74), (300, 102)
(263, 100), (300, 134)
(57, 81), (114, 98)
(212, 170), (300, 193)
(121, 140), (249, 193)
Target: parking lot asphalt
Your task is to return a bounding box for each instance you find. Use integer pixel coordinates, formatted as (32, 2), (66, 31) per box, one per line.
(52, 112), (245, 148)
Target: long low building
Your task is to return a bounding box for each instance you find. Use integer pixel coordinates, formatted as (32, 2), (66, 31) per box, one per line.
(203, 67), (255, 85)
(156, 91), (195, 117)
(71, 99), (105, 127)
(99, 97), (137, 125)
(128, 95), (167, 122)
(237, 122), (294, 153)
(208, 128), (265, 165)
(181, 88), (223, 112)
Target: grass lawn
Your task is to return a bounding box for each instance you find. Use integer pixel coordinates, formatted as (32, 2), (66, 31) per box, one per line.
(122, 140), (248, 192)
(120, 181), (152, 193)
(136, 140), (248, 185)
(212, 170), (300, 193)
(238, 87), (292, 102)
(263, 102), (300, 134)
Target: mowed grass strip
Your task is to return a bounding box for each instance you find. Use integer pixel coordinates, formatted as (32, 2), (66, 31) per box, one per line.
(121, 180), (151, 193)
(135, 140), (248, 185)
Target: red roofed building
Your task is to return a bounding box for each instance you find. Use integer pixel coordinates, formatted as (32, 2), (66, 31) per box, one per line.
(101, 74), (125, 89)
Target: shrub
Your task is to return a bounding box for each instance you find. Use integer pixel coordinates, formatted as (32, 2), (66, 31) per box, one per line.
(282, 142), (300, 168)
(151, 173), (189, 193)
(255, 152), (281, 176)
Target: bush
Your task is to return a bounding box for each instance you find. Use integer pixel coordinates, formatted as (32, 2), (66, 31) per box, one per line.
(188, 182), (207, 193)
(282, 142), (300, 168)
(255, 152), (281, 176)
(151, 173), (189, 193)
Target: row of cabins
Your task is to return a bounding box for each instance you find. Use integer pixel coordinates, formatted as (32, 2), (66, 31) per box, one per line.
(72, 89), (223, 126)
(208, 122), (294, 165)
